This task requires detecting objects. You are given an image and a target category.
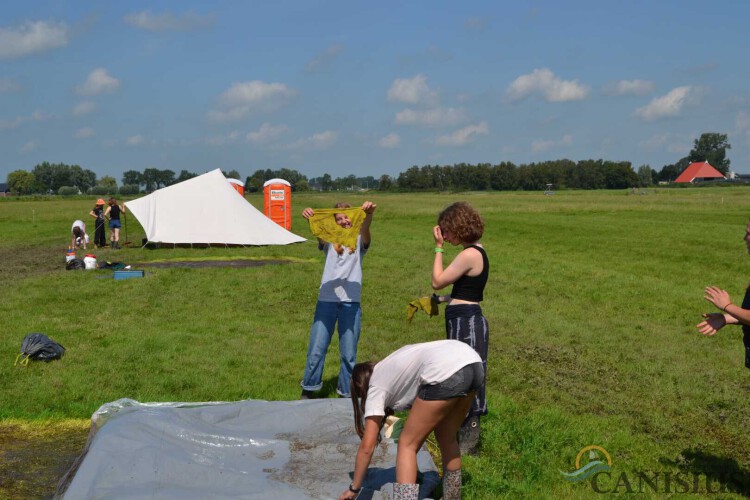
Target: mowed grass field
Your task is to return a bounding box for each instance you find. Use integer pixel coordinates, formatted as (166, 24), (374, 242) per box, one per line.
(2, 188), (750, 498)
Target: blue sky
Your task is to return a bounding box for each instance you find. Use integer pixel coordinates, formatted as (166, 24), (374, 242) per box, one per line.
(2, 1), (750, 183)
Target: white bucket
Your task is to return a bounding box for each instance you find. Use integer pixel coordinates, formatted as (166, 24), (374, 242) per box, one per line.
(83, 254), (97, 270)
(65, 250), (76, 263)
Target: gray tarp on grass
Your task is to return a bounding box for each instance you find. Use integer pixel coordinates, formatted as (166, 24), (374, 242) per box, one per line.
(57, 398), (439, 499)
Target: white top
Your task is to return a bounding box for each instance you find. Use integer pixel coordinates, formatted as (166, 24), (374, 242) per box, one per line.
(364, 340), (482, 418)
(72, 220), (85, 232)
(317, 235), (368, 302)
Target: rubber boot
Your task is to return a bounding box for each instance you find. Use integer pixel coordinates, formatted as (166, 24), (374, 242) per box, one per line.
(442, 469), (462, 500)
(393, 482), (419, 500)
(458, 415), (480, 455)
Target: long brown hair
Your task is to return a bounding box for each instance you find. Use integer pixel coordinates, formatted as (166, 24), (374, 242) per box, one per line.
(350, 361), (393, 442)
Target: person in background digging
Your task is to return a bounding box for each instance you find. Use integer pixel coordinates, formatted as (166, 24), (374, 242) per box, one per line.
(340, 340), (483, 500)
(71, 219), (88, 250)
(89, 198), (107, 248)
(104, 197), (125, 249)
(299, 201), (376, 399)
(431, 201), (489, 455)
(697, 219), (750, 368)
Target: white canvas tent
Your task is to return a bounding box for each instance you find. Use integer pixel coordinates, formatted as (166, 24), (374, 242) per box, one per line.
(125, 169), (306, 246)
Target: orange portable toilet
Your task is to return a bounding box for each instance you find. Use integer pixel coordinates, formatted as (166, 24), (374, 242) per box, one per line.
(227, 178), (245, 196)
(263, 178), (292, 230)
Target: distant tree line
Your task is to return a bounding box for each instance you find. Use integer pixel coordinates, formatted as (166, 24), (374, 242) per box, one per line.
(3, 132), (733, 196)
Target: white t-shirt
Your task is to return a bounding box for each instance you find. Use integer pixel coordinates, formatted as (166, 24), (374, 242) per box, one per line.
(317, 235), (368, 303)
(71, 220), (85, 232)
(364, 340), (481, 418)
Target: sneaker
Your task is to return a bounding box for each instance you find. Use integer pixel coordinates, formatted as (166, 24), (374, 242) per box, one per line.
(300, 390), (315, 400)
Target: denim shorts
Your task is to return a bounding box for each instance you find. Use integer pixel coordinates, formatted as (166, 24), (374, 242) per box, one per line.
(109, 219), (121, 229)
(417, 362), (484, 401)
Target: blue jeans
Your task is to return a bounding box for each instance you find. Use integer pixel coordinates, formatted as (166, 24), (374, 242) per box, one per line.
(301, 300), (361, 397)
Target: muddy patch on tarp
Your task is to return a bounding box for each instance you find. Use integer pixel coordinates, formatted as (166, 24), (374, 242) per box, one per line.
(138, 259), (292, 269)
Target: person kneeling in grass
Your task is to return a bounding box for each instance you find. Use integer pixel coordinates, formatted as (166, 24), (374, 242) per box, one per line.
(340, 339), (483, 500)
(697, 218), (750, 368)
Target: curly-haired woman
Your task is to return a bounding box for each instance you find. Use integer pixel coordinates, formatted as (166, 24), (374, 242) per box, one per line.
(431, 201), (489, 455)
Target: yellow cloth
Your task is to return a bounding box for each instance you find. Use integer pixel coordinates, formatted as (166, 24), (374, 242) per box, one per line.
(406, 296), (439, 323)
(308, 208), (366, 253)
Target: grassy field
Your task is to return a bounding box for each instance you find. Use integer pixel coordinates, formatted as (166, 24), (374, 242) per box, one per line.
(2, 188), (750, 498)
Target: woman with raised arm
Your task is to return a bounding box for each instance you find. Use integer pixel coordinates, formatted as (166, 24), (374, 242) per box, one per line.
(431, 201), (489, 455)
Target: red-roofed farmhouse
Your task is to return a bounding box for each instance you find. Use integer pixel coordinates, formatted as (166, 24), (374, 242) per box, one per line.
(674, 161), (726, 183)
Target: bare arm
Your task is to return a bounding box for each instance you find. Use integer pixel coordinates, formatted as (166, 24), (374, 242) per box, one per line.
(339, 416), (382, 499)
(431, 232), (480, 290)
(359, 201), (376, 248)
(704, 286), (750, 326)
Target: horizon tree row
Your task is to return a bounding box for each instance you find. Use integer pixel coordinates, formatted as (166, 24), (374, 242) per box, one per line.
(3, 132), (732, 195)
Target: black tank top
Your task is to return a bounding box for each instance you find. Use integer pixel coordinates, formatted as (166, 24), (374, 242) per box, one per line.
(450, 245), (488, 302)
(110, 204), (121, 221)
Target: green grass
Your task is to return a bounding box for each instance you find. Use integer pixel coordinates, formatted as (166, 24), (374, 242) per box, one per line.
(2, 188), (750, 498)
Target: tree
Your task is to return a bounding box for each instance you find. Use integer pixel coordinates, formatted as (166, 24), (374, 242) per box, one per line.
(97, 175), (118, 191)
(378, 174), (393, 191)
(157, 169), (175, 188)
(176, 170), (197, 183)
(689, 132), (731, 174)
(7, 170), (37, 195)
(224, 169), (241, 180)
(122, 170), (143, 188)
(636, 165), (654, 187)
(321, 173), (333, 191)
(142, 168), (160, 192)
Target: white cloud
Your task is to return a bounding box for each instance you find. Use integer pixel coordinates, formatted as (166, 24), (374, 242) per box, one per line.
(531, 134), (573, 153)
(287, 130), (337, 150)
(72, 101), (97, 116)
(76, 68), (120, 96)
(604, 79), (655, 96)
(127, 135), (144, 145)
(247, 122), (289, 144)
(0, 21), (68, 60)
(206, 131), (242, 146)
(74, 127), (95, 139)
(306, 44), (343, 73)
(0, 110), (52, 130)
(378, 133), (400, 149)
(0, 77), (20, 93)
(124, 10), (215, 32)
(387, 74), (438, 106)
(395, 107), (467, 127)
(634, 86), (693, 121)
(506, 68), (589, 102)
(20, 140), (38, 153)
(209, 81), (297, 123)
(435, 121), (489, 146)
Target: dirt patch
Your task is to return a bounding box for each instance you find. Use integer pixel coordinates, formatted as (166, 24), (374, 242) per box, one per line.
(0, 421), (89, 499)
(137, 259), (291, 269)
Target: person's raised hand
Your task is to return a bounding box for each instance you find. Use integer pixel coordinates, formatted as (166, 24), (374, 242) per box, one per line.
(361, 201), (377, 214)
(433, 225), (444, 247)
(704, 286), (732, 311)
(302, 207), (315, 219)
